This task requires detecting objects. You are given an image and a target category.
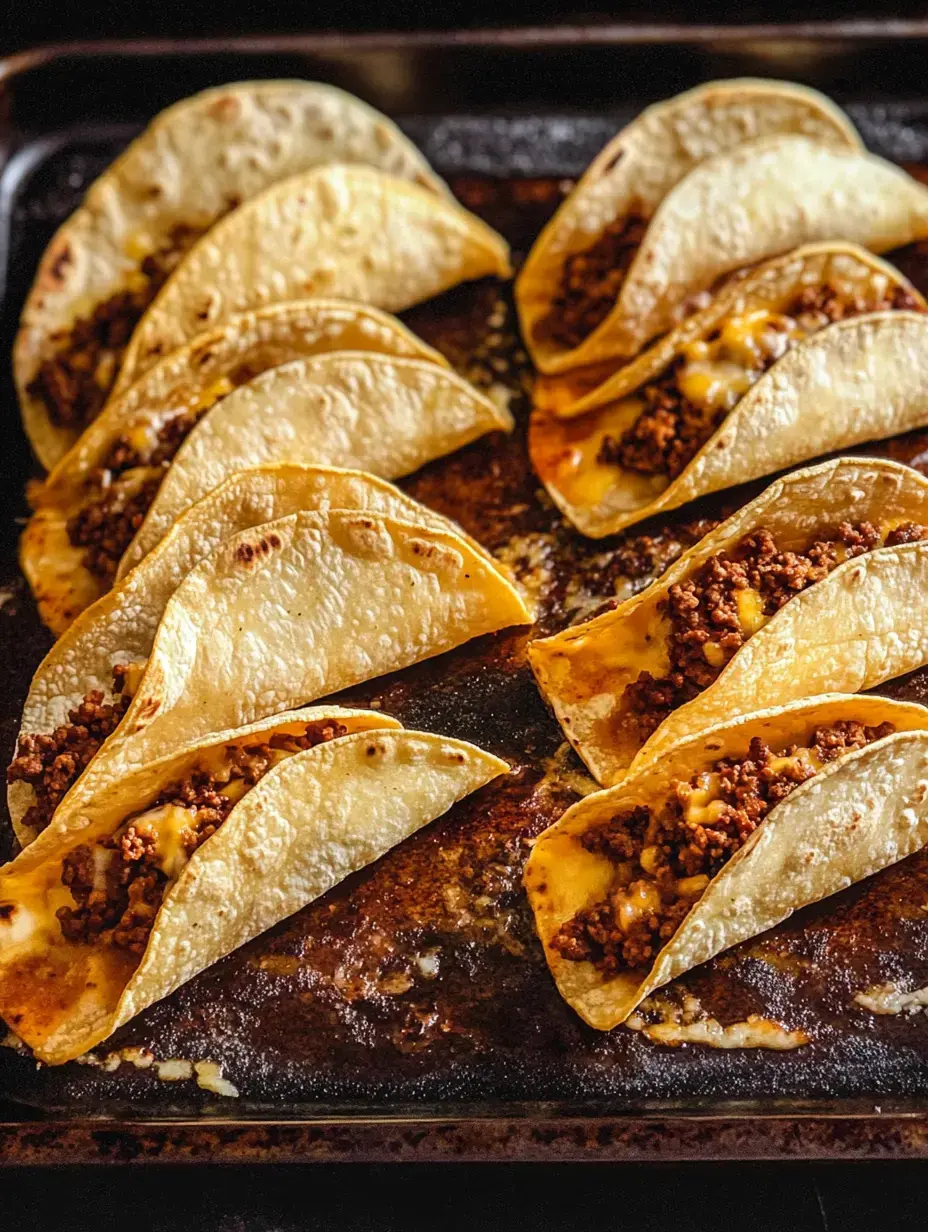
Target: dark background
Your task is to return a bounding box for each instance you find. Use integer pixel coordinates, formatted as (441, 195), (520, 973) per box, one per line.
(4, 2), (928, 1226)
(7, 0), (928, 53)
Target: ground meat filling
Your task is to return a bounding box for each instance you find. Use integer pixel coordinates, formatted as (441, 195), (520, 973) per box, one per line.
(597, 369), (729, 481)
(551, 721), (895, 973)
(6, 677), (133, 836)
(532, 213), (649, 351)
(55, 719), (348, 954)
(623, 521), (927, 739)
(27, 224), (206, 432)
(596, 282), (923, 481)
(66, 366), (253, 582)
(67, 471), (163, 585)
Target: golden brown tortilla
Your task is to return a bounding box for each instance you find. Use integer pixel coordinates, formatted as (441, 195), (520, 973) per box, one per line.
(526, 694), (928, 1030)
(530, 458), (928, 785)
(16, 80), (449, 468)
(0, 717), (506, 1064)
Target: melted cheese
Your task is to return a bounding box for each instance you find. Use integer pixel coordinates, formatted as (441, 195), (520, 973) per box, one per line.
(552, 395), (647, 504)
(768, 747), (824, 777)
(125, 420), (161, 457)
(735, 587), (768, 636)
(130, 804), (198, 879)
(676, 309), (801, 414)
(191, 377), (235, 415)
(116, 659), (147, 701)
(678, 773), (729, 827)
(615, 879), (662, 932)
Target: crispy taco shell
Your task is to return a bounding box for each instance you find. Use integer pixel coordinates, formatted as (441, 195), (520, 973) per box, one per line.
(516, 78), (861, 373)
(22, 302), (451, 635)
(534, 243), (923, 419)
(117, 352), (512, 576)
(9, 465), (493, 848)
(532, 308), (928, 538)
(15, 80), (448, 469)
(0, 717), (506, 1064)
(525, 134), (928, 375)
(530, 458), (928, 785)
(112, 164), (511, 395)
(17, 509), (529, 832)
(525, 695), (928, 1031)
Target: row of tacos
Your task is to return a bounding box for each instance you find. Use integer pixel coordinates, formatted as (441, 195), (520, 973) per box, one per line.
(15, 80), (514, 636)
(521, 80), (928, 540)
(3, 82), (535, 1068)
(519, 81), (928, 1036)
(525, 456), (928, 1028)
(2, 458), (532, 1061)
(16, 80), (509, 470)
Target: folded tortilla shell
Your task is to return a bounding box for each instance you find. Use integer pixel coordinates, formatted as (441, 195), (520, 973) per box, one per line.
(532, 310), (928, 538)
(9, 465), (494, 848)
(117, 352), (513, 574)
(16, 80), (448, 469)
(0, 721), (506, 1064)
(517, 78), (861, 373)
(22, 300), (449, 635)
(112, 164), (511, 394)
(529, 135), (928, 374)
(525, 694), (928, 1031)
(529, 457), (928, 785)
(536, 243), (923, 419)
(39, 509), (530, 824)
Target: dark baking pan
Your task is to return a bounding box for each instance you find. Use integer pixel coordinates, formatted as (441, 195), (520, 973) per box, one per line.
(7, 24), (928, 1162)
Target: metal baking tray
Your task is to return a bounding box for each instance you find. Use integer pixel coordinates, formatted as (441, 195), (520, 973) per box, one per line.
(7, 24), (928, 1163)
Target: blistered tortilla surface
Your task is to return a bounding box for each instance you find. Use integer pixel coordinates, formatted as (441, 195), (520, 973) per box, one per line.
(9, 467), (485, 846)
(118, 352), (512, 572)
(16, 81), (448, 468)
(114, 165), (511, 392)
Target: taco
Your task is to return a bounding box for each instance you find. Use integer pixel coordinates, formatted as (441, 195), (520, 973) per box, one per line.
(524, 694), (928, 1031)
(529, 458), (928, 786)
(521, 130), (928, 375)
(112, 352), (512, 579)
(9, 508), (530, 842)
(529, 249), (928, 537)
(111, 163), (510, 397)
(9, 464), (494, 849)
(15, 80), (449, 469)
(20, 303), (461, 634)
(516, 78), (861, 375)
(0, 714), (506, 1064)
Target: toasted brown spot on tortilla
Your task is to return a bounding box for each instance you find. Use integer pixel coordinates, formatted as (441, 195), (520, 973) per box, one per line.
(50, 245), (73, 280)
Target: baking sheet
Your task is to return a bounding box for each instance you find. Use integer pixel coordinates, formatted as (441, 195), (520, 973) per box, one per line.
(4, 30), (928, 1158)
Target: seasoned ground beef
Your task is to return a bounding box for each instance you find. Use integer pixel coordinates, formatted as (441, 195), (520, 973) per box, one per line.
(597, 282), (924, 481)
(532, 212), (649, 351)
(26, 224), (204, 432)
(597, 370), (727, 480)
(7, 681), (132, 835)
(622, 521), (926, 739)
(551, 721), (894, 973)
(67, 472), (163, 584)
(102, 406), (204, 477)
(788, 281), (921, 329)
(55, 719), (349, 954)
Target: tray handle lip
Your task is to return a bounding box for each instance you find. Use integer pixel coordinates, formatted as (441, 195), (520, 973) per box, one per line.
(4, 18), (928, 83)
